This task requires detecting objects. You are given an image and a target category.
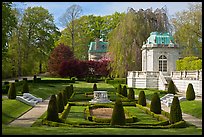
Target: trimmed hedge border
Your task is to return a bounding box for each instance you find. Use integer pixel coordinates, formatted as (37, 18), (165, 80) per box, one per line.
(84, 104), (138, 124)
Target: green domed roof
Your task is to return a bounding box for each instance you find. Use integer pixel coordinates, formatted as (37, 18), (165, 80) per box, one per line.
(88, 41), (108, 53)
(146, 32), (175, 45)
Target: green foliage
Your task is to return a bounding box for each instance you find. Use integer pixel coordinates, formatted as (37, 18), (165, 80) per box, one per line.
(167, 80), (176, 94)
(7, 83), (16, 99)
(56, 92), (64, 113)
(93, 83), (97, 91)
(2, 2), (17, 55)
(22, 80), (29, 94)
(117, 84), (122, 95)
(186, 83), (195, 101)
(111, 98), (126, 125)
(150, 92), (161, 114)
(128, 88), (135, 100)
(62, 90), (68, 106)
(122, 85), (127, 97)
(169, 96), (183, 124)
(172, 3), (202, 58)
(46, 94), (59, 122)
(176, 56), (202, 70)
(138, 91), (146, 106)
(108, 8), (170, 77)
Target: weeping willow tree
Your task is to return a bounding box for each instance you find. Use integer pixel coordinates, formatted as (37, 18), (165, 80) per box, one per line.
(108, 7), (171, 78)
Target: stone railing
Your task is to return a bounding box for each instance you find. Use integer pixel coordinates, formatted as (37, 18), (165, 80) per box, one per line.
(171, 70), (202, 80)
(127, 71), (159, 78)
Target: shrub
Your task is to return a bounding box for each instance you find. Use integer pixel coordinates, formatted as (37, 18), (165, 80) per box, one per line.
(110, 98), (126, 125)
(117, 84), (122, 95)
(46, 94), (59, 122)
(150, 92), (161, 114)
(33, 75), (37, 82)
(138, 90), (146, 106)
(70, 77), (75, 83)
(93, 83), (97, 91)
(7, 83), (16, 99)
(56, 92), (64, 113)
(62, 90), (68, 106)
(128, 88), (135, 100)
(169, 96), (183, 124)
(22, 80), (29, 94)
(186, 83), (195, 101)
(167, 80), (176, 94)
(122, 85), (127, 97)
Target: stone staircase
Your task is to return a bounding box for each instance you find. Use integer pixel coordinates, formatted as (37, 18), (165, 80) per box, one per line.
(16, 93), (43, 106)
(160, 93), (186, 107)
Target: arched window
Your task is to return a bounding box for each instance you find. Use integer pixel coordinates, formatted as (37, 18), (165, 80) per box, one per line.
(159, 55), (167, 72)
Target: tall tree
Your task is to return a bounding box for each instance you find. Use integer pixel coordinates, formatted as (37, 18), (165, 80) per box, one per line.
(171, 3), (202, 58)
(59, 4), (82, 52)
(21, 6), (58, 74)
(2, 2), (17, 57)
(108, 7), (171, 78)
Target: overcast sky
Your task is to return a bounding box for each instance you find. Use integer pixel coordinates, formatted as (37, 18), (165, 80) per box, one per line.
(13, 2), (200, 31)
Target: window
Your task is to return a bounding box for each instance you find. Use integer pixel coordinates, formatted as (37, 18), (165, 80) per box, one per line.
(159, 55), (167, 72)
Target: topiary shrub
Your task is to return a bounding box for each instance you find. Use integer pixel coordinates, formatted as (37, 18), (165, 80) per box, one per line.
(122, 85), (127, 97)
(7, 83), (16, 99)
(150, 92), (161, 114)
(93, 83), (97, 91)
(46, 94), (59, 122)
(167, 80), (176, 94)
(128, 88), (135, 100)
(22, 80), (29, 94)
(62, 90), (68, 106)
(186, 83), (195, 101)
(138, 90), (146, 106)
(117, 84), (122, 95)
(110, 98), (126, 125)
(56, 92), (64, 113)
(169, 96), (183, 124)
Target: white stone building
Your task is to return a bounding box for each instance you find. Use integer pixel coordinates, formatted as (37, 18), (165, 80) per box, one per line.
(127, 32), (202, 96)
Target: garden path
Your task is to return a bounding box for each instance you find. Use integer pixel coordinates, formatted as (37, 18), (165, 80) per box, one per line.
(9, 98), (50, 127)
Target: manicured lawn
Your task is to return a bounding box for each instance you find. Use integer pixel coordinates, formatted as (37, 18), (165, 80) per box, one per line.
(2, 99), (32, 125)
(2, 126), (202, 135)
(2, 80), (202, 135)
(16, 82), (70, 100)
(180, 100), (202, 119)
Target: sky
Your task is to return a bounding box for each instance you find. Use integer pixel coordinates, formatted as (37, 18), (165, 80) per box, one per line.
(13, 2), (200, 31)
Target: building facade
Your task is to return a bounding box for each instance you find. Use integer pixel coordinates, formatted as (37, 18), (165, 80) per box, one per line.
(127, 32), (202, 96)
(141, 32), (180, 75)
(88, 38), (108, 61)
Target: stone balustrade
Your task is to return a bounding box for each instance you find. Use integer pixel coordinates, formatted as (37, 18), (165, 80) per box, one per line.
(171, 70), (202, 80)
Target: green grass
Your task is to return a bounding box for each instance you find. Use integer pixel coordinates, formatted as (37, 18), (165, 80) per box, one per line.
(2, 99), (32, 125)
(16, 82), (70, 100)
(180, 100), (202, 119)
(2, 126), (202, 135)
(2, 81), (202, 135)
(134, 88), (167, 100)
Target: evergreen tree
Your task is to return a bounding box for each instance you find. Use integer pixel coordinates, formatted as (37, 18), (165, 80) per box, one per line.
(7, 83), (16, 99)
(170, 96), (183, 124)
(46, 94), (59, 122)
(122, 85), (127, 97)
(56, 92), (64, 113)
(117, 84), (122, 95)
(186, 83), (195, 101)
(111, 98), (126, 125)
(93, 83), (97, 91)
(22, 80), (29, 93)
(138, 90), (146, 106)
(150, 92), (161, 114)
(128, 88), (135, 100)
(167, 80), (176, 94)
